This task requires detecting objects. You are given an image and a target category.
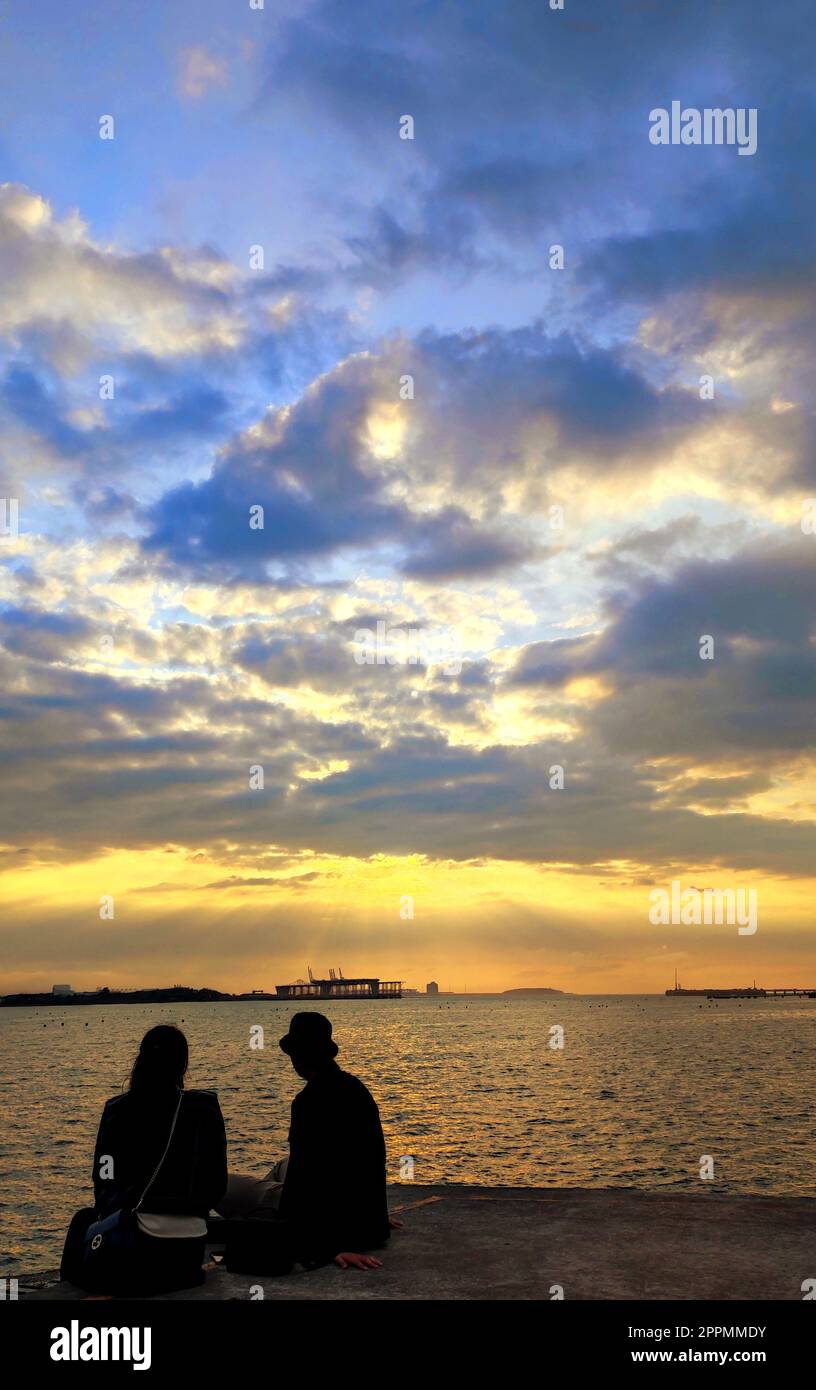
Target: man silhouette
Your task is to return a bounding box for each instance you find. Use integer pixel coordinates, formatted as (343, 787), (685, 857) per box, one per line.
(216, 1012), (392, 1271)
(278, 1012), (391, 1269)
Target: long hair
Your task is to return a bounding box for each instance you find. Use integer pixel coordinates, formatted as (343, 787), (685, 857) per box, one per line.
(128, 1025), (188, 1094)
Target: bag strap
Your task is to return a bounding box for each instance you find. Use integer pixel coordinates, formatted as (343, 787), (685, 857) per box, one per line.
(133, 1090), (183, 1213)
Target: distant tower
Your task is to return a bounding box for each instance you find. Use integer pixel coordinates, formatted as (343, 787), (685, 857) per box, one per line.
(426, 980), (439, 996)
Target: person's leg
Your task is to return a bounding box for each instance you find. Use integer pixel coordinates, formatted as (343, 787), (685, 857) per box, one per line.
(214, 1174), (269, 1220)
(265, 1156), (288, 1210)
(268, 1157), (288, 1184)
(214, 1159), (288, 1220)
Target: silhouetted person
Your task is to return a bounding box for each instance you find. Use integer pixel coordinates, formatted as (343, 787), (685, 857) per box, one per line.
(61, 1025), (227, 1294)
(217, 1012), (391, 1270)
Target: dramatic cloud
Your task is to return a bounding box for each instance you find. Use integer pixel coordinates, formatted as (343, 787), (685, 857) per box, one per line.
(0, 0), (814, 992)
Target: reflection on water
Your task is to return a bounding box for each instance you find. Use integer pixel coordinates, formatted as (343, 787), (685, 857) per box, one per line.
(1, 994), (814, 1271)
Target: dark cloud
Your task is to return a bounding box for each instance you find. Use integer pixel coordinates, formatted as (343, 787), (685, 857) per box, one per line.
(510, 540), (816, 760)
(0, 605), (93, 661)
(139, 326), (707, 583)
(1, 363), (88, 456)
(400, 507), (538, 580)
(234, 631), (358, 691)
(257, 0), (814, 305)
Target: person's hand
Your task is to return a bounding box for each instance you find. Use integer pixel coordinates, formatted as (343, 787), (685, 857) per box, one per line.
(334, 1252), (383, 1270)
(389, 1216), (404, 1229)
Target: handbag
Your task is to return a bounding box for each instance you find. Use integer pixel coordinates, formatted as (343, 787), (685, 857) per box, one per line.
(80, 1089), (184, 1286)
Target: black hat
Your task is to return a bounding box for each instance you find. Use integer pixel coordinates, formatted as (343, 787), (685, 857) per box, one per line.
(279, 1011), (338, 1059)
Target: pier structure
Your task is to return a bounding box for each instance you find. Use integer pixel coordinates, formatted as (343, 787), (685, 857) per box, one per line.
(665, 972), (816, 1000)
(763, 987), (816, 997)
(276, 967), (402, 1000)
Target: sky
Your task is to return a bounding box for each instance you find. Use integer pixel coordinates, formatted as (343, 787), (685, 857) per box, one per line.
(0, 0), (814, 994)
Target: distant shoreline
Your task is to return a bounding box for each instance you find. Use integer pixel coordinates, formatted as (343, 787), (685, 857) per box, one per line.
(0, 987), (278, 1008)
(5, 987), (801, 1007)
(2, 985), (571, 1006)
(1, 987), (571, 1007)
(0, 986), (482, 1007)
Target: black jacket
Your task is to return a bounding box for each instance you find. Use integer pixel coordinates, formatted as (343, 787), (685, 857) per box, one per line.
(279, 1062), (390, 1266)
(93, 1088), (227, 1219)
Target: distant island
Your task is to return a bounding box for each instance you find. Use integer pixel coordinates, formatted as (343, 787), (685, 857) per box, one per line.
(0, 986), (276, 1008)
(502, 987), (565, 996)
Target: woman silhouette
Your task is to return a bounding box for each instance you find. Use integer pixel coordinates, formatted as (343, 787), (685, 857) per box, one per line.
(61, 1025), (227, 1294)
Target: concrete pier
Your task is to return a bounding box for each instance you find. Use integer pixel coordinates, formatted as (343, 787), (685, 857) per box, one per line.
(14, 1184), (816, 1301)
